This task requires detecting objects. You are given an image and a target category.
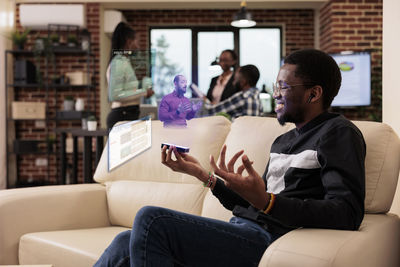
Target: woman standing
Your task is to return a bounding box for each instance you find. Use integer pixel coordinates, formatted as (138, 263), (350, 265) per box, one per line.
(106, 22), (154, 129)
(206, 49), (238, 104)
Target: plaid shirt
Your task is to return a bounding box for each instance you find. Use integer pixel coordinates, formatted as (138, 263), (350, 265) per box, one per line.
(204, 87), (262, 119)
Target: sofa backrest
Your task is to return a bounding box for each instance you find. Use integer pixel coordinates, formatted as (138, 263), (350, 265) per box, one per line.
(94, 116), (400, 226)
(94, 116), (231, 227)
(352, 121), (400, 213)
(94, 116), (231, 184)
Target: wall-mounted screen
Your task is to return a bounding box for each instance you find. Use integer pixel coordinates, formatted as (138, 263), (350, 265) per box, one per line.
(330, 52), (371, 107)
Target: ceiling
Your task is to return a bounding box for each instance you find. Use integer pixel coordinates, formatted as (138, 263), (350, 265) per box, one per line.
(16, 0), (328, 10)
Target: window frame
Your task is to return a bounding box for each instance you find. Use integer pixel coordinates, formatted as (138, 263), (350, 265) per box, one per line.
(148, 25), (283, 94)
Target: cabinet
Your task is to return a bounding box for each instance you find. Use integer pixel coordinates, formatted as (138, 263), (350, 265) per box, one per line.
(5, 46), (95, 188)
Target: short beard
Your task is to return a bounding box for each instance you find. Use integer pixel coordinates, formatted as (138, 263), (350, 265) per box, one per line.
(277, 110), (304, 126)
(277, 116), (286, 126)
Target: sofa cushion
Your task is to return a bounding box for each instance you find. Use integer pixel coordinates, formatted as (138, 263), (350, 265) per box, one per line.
(353, 121), (400, 213)
(258, 214), (400, 267)
(106, 180), (207, 228)
(201, 190), (232, 222)
(94, 116), (231, 184)
(0, 184), (109, 265)
(220, 116), (294, 178)
(19, 227), (128, 267)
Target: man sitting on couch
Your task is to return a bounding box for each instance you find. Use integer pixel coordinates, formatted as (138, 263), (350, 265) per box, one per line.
(95, 49), (366, 267)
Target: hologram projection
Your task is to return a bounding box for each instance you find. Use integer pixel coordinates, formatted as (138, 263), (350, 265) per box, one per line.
(108, 117), (152, 172)
(158, 75), (202, 127)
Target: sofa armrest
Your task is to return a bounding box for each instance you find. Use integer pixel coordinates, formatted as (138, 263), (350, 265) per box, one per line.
(0, 184), (110, 265)
(259, 214), (400, 267)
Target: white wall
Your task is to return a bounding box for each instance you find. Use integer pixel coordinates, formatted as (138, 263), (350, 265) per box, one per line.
(0, 0), (15, 189)
(383, 0), (400, 215)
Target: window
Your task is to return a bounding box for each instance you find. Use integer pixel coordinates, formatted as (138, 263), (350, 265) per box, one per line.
(197, 31), (234, 95)
(150, 27), (282, 98)
(150, 29), (192, 98)
(239, 28), (281, 91)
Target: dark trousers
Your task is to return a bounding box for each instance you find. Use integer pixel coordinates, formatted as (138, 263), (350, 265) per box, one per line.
(94, 206), (279, 267)
(107, 105), (140, 130)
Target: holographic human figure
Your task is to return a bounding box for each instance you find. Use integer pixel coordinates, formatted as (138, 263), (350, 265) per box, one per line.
(158, 75), (202, 127)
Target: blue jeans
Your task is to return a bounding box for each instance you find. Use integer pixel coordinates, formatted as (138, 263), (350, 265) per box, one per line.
(94, 206), (279, 267)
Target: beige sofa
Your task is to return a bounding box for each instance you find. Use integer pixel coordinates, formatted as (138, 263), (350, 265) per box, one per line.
(1, 116), (400, 267)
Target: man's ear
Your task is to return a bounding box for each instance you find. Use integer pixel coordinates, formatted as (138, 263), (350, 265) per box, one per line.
(309, 85), (323, 103)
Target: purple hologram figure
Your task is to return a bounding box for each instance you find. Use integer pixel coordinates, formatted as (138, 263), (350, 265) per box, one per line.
(158, 75), (202, 127)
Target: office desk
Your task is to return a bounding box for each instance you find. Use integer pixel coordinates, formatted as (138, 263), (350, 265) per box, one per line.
(56, 128), (108, 184)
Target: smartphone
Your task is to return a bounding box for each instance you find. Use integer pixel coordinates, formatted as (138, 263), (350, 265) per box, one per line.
(161, 143), (190, 153)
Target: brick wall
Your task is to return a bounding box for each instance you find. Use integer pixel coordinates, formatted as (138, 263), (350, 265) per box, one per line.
(10, 1), (382, 186)
(123, 9), (315, 57)
(320, 0), (382, 121)
(13, 3), (100, 185)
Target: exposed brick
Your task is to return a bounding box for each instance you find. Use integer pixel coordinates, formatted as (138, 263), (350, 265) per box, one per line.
(319, 0), (382, 122)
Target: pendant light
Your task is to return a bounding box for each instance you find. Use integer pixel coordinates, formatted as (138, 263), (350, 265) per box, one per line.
(231, 1), (256, 28)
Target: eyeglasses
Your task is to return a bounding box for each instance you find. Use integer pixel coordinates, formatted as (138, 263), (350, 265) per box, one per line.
(272, 81), (314, 96)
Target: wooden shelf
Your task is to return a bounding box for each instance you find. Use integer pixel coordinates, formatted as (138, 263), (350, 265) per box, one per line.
(6, 48), (92, 55)
(55, 110), (93, 120)
(49, 84), (94, 89)
(7, 83), (42, 88)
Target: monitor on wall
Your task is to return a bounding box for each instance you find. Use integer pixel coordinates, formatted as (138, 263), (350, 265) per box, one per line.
(330, 51), (371, 107)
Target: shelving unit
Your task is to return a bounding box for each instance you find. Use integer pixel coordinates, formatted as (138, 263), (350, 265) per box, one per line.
(5, 32), (95, 188)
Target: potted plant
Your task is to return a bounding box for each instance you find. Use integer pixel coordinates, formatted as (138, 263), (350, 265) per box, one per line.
(50, 33), (60, 46)
(10, 28), (30, 50)
(46, 135), (56, 153)
(67, 34), (78, 47)
(87, 115), (97, 131)
(63, 95), (74, 111)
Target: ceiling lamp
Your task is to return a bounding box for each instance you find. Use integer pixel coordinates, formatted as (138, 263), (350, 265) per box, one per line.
(231, 1), (256, 28)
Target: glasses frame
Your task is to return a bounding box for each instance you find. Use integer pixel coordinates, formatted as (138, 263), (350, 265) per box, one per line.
(272, 82), (315, 96)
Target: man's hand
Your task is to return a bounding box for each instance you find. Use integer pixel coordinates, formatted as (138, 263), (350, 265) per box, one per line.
(146, 88), (154, 98)
(192, 101), (203, 112)
(177, 102), (192, 115)
(161, 145), (208, 183)
(210, 145), (269, 210)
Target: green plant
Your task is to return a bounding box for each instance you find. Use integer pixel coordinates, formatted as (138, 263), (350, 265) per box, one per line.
(64, 95), (74, 101)
(10, 28), (30, 49)
(87, 115), (96, 121)
(215, 112), (232, 121)
(50, 33), (59, 43)
(67, 34), (77, 44)
(32, 36), (54, 86)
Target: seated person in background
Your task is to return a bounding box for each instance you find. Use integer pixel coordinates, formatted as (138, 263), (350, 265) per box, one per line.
(158, 75), (202, 127)
(94, 49), (366, 267)
(207, 49), (238, 104)
(203, 64), (262, 120)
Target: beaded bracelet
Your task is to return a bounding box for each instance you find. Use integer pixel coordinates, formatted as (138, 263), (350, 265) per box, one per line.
(262, 193), (275, 214)
(203, 172), (214, 188)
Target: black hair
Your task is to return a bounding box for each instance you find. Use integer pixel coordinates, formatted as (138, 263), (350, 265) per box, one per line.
(109, 22), (136, 63)
(173, 75), (183, 84)
(284, 49), (342, 110)
(221, 49), (238, 61)
(221, 49), (238, 69)
(239, 64), (260, 87)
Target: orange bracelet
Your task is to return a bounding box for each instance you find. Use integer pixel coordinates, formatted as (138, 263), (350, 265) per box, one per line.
(263, 193), (275, 214)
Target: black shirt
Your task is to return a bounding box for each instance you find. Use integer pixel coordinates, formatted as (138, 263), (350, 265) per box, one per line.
(212, 112), (366, 234)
